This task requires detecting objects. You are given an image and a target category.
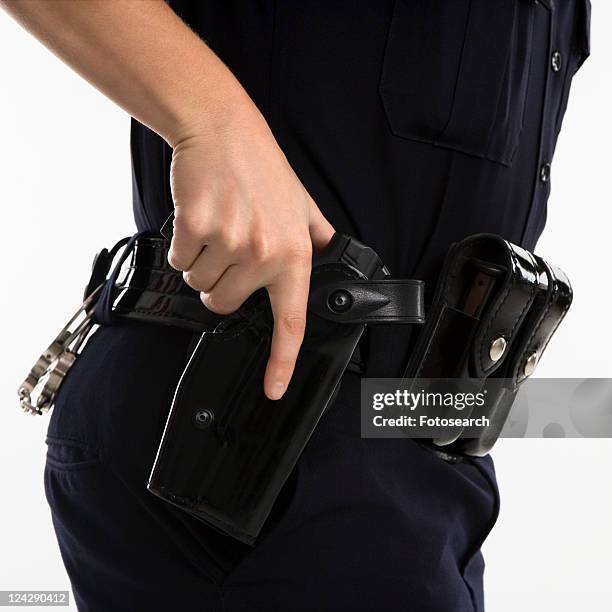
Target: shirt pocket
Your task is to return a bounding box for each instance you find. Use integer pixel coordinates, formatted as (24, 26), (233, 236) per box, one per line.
(379, 0), (535, 167)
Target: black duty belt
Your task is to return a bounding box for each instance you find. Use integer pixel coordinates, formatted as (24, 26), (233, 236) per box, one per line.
(92, 234), (425, 332)
(18, 231), (424, 416)
(18, 229), (572, 545)
(91, 234), (424, 377)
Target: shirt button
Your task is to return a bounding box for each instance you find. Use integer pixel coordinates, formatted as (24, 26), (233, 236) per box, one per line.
(551, 51), (562, 72)
(540, 162), (551, 183)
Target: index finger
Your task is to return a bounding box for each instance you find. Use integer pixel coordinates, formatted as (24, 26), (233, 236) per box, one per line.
(264, 268), (311, 400)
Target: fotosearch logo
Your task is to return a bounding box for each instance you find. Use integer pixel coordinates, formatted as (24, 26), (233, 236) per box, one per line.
(372, 389), (487, 412)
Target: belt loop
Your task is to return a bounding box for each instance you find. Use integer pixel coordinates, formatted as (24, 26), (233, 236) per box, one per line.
(94, 231), (148, 325)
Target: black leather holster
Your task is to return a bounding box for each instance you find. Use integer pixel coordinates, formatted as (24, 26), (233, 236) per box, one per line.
(145, 232), (425, 544)
(80, 230), (571, 544)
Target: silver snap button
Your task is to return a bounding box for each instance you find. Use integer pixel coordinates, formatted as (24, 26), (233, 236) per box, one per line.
(524, 352), (539, 377)
(489, 337), (507, 362)
(540, 162), (551, 183)
(551, 51), (562, 72)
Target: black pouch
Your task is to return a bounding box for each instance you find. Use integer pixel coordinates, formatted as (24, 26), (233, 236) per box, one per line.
(148, 233), (424, 544)
(404, 234), (572, 455)
(451, 255), (572, 456)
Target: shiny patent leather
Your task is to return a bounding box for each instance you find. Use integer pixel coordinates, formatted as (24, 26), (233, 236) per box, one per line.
(112, 238), (223, 331)
(147, 233), (424, 544)
(450, 255), (573, 456)
(82, 230), (569, 536)
(103, 236), (425, 331)
(404, 234), (572, 456)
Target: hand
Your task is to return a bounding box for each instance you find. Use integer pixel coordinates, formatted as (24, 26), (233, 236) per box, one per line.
(167, 104), (335, 400)
(0, 0), (335, 399)
(0, 0), (335, 400)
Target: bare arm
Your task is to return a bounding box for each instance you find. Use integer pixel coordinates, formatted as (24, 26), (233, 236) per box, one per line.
(1, 0), (247, 145)
(1, 0), (334, 400)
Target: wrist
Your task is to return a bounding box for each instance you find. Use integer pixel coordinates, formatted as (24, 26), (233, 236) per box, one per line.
(163, 77), (261, 149)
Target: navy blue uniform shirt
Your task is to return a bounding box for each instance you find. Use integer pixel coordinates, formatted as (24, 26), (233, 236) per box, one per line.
(43, 4), (590, 611)
(131, 0), (590, 377)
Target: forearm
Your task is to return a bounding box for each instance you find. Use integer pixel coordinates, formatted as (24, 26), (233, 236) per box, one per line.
(0, 0), (255, 145)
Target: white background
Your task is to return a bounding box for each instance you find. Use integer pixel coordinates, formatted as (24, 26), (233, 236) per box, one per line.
(0, 3), (610, 611)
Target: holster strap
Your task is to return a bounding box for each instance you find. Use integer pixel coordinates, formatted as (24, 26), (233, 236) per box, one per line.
(308, 280), (425, 324)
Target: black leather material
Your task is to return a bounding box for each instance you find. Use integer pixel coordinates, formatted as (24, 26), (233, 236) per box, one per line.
(82, 230), (571, 538)
(514, 258), (573, 385)
(403, 234), (572, 457)
(450, 255), (573, 456)
(147, 232), (420, 544)
(110, 237), (223, 332)
(308, 279), (424, 324)
(404, 234), (540, 380)
(101, 234), (425, 331)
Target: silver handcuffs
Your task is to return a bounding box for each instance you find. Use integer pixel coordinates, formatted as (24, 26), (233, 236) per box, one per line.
(17, 285), (102, 415)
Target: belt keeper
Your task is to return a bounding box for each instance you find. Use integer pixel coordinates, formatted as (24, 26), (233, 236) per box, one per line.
(92, 231), (148, 325)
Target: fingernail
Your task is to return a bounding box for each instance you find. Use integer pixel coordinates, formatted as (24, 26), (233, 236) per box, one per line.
(200, 292), (211, 307)
(269, 382), (285, 400)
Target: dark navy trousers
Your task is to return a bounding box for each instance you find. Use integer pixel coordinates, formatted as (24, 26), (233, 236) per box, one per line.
(45, 323), (498, 611)
(45, 1), (589, 610)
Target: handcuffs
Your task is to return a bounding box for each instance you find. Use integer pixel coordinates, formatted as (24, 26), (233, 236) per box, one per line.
(18, 285), (102, 415)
